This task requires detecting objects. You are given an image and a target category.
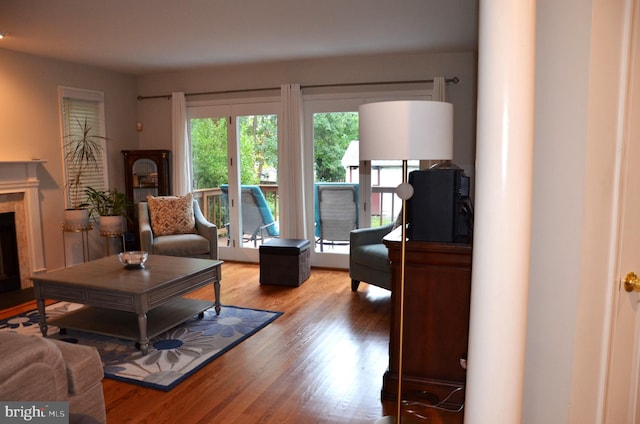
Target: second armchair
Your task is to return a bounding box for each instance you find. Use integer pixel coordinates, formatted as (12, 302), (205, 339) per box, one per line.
(138, 194), (218, 259)
(349, 223), (394, 292)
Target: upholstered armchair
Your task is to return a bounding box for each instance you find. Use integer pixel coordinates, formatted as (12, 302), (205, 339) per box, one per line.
(0, 332), (106, 423)
(349, 223), (394, 291)
(139, 194), (218, 259)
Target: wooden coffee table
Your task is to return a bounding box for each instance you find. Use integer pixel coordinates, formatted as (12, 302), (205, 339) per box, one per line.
(31, 254), (223, 354)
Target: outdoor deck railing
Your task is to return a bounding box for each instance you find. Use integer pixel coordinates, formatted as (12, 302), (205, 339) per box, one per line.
(193, 184), (399, 235)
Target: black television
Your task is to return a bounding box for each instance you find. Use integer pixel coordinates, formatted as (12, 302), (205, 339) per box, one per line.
(406, 167), (473, 243)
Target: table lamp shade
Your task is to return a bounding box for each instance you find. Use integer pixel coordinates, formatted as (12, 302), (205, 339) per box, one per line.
(358, 100), (454, 161)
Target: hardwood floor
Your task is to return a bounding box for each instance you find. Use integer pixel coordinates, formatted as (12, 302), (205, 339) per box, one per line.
(108, 262), (393, 423)
(0, 261), (468, 423)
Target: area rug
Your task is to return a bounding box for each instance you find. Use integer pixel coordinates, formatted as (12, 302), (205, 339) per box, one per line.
(0, 301), (282, 391)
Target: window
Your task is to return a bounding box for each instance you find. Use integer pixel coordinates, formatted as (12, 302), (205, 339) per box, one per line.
(187, 87), (431, 265)
(188, 101), (279, 257)
(312, 111), (359, 253)
(58, 86), (108, 209)
(303, 90), (431, 267)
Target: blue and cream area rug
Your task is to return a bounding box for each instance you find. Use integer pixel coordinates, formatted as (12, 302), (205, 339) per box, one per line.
(0, 302), (282, 391)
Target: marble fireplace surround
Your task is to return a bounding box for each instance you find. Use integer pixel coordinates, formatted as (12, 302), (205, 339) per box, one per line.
(0, 161), (47, 289)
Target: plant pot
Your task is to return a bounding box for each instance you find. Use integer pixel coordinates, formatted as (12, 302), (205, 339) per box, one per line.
(99, 215), (125, 236)
(63, 209), (91, 231)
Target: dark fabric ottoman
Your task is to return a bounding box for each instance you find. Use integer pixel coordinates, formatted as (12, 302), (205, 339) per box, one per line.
(259, 238), (311, 286)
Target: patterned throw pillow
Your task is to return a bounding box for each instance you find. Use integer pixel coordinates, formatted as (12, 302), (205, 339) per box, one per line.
(146, 193), (197, 236)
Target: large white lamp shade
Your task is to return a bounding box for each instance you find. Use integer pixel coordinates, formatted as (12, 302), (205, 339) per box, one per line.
(358, 100), (454, 161)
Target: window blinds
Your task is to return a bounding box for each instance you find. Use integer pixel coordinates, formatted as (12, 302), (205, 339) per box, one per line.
(61, 95), (107, 208)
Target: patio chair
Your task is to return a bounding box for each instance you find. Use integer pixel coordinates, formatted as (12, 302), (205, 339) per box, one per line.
(316, 184), (358, 251)
(221, 185), (279, 246)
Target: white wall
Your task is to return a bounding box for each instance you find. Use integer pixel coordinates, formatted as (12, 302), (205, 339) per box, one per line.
(524, 0), (627, 421)
(135, 50), (477, 173)
(0, 48), (138, 270)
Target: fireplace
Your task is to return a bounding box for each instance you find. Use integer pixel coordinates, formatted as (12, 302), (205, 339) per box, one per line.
(0, 212), (20, 292)
(0, 161), (47, 289)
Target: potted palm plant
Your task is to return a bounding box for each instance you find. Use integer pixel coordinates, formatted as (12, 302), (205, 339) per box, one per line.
(63, 117), (107, 230)
(84, 187), (132, 235)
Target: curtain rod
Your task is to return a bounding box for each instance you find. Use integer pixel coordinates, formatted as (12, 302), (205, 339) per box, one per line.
(136, 76), (460, 101)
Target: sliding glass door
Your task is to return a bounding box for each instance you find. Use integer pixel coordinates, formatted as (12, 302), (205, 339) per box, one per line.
(188, 90), (430, 267)
(304, 93), (428, 268)
(188, 101), (279, 261)
(311, 111), (359, 254)
(304, 98), (363, 268)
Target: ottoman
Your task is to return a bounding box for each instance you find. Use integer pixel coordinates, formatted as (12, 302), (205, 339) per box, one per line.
(259, 238), (311, 286)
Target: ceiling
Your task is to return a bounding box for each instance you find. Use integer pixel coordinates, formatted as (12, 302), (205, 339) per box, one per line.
(0, 0), (478, 76)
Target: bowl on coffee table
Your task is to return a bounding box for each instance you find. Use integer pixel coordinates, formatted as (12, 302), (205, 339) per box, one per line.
(119, 251), (148, 269)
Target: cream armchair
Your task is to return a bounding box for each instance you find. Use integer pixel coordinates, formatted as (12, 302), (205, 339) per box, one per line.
(138, 198), (218, 259)
(0, 332), (106, 423)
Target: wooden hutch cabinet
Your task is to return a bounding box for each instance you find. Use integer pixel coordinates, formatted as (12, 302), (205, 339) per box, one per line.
(382, 229), (472, 420)
(121, 150), (171, 247)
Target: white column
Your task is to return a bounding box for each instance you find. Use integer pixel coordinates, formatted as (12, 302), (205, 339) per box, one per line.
(24, 161), (46, 274)
(464, 1), (536, 423)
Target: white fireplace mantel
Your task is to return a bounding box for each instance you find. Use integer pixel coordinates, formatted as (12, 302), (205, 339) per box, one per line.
(0, 160), (47, 278)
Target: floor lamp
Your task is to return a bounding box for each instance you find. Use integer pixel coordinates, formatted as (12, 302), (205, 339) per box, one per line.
(359, 100), (454, 424)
